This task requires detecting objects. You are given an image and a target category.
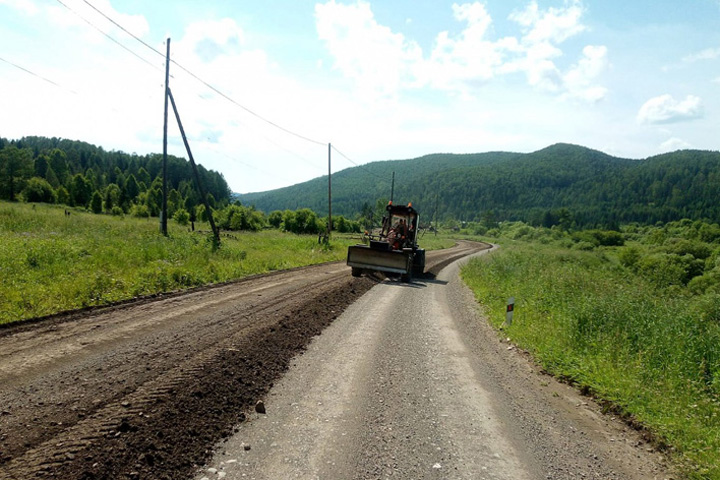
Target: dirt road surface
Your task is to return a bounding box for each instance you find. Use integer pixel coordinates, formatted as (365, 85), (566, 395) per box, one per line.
(0, 241), (485, 480)
(194, 247), (672, 480)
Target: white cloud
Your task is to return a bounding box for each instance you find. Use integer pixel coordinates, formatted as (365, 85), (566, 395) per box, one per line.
(44, 0), (149, 40)
(660, 137), (692, 151)
(637, 94), (703, 124)
(423, 2), (515, 93)
(562, 45), (608, 102)
(179, 18), (245, 63)
(315, 0), (605, 102)
(504, 0), (589, 93)
(683, 46), (720, 63)
(509, 0), (586, 44)
(315, 0), (422, 99)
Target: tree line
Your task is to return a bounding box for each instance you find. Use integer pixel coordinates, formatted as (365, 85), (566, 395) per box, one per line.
(0, 136), (231, 219)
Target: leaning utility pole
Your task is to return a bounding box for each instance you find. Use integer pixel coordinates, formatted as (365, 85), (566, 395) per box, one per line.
(327, 143), (332, 239)
(161, 38), (170, 236)
(167, 88), (220, 247)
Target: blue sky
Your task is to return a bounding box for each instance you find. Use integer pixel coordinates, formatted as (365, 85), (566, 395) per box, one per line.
(1, 0), (718, 193)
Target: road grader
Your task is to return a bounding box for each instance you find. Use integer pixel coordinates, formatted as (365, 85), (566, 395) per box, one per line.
(347, 202), (425, 282)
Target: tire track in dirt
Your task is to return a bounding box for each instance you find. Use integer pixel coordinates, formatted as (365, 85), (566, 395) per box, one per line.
(0, 241), (489, 480)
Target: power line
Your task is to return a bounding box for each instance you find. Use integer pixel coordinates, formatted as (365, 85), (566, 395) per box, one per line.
(57, 1), (374, 190)
(80, 0), (165, 58)
(53, 0), (326, 183)
(80, 0), (326, 147)
(170, 64), (327, 146)
(202, 140), (298, 185)
(0, 55), (78, 94)
(55, 0), (161, 73)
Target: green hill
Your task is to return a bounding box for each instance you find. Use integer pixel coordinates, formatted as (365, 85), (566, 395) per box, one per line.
(238, 144), (720, 228)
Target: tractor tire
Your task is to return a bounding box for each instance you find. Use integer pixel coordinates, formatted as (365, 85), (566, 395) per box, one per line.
(412, 249), (426, 277)
(401, 271), (412, 283)
(351, 267), (362, 277)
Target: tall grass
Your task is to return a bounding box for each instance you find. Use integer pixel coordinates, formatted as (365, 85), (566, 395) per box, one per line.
(0, 202), (454, 325)
(461, 243), (720, 479)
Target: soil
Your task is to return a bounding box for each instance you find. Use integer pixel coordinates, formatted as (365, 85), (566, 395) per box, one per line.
(0, 241), (487, 480)
(194, 244), (672, 480)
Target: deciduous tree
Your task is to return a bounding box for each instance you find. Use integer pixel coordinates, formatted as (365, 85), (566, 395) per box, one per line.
(0, 146), (33, 201)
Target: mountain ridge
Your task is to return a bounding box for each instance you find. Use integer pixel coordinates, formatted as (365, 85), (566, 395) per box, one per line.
(237, 143), (720, 228)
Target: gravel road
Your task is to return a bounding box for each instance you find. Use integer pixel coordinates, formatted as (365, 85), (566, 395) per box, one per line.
(194, 248), (672, 480)
(0, 241), (485, 480)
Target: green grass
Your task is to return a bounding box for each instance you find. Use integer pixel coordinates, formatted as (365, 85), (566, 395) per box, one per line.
(0, 201), (454, 325)
(461, 243), (720, 479)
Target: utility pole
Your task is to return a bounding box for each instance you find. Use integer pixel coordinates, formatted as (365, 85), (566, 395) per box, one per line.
(161, 38), (170, 236)
(327, 143), (332, 239)
(390, 171), (395, 203)
(434, 193), (439, 236)
(168, 89), (220, 247)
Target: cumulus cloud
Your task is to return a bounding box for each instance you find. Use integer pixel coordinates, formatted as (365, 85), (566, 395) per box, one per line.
(562, 45), (608, 102)
(315, 0), (422, 98)
(506, 0), (609, 101)
(660, 137), (692, 151)
(423, 2), (516, 93)
(315, 0), (606, 102)
(509, 0), (586, 44)
(637, 94), (703, 125)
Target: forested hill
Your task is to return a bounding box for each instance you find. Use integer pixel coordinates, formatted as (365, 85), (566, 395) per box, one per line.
(0, 136), (230, 215)
(238, 144), (720, 228)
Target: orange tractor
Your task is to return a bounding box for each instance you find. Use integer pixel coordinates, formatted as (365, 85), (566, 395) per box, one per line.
(347, 202), (425, 282)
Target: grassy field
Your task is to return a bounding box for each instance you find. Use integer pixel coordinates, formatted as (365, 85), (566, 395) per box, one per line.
(461, 242), (720, 479)
(0, 201), (454, 325)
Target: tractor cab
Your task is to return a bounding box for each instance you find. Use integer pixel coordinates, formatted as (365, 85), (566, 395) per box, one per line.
(378, 203), (418, 251)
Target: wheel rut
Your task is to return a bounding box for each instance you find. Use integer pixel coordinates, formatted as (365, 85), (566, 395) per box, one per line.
(0, 241), (489, 480)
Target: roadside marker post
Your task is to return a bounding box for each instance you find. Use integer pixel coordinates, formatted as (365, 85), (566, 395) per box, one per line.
(504, 297), (515, 327)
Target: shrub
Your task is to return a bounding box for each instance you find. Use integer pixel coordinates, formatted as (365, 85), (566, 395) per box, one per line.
(573, 241), (595, 251)
(23, 177), (57, 203)
(334, 215), (361, 233)
(294, 208), (322, 234)
(90, 191), (103, 214)
(572, 229), (624, 247)
(280, 209), (323, 234)
(663, 238), (712, 260)
(196, 204), (210, 222)
(618, 246), (641, 269)
(174, 208), (190, 226)
(637, 253), (702, 288)
(215, 205), (265, 232)
(281, 210), (296, 233)
(131, 204), (150, 218)
(688, 273), (720, 295)
(56, 186), (70, 205)
(268, 210), (283, 229)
